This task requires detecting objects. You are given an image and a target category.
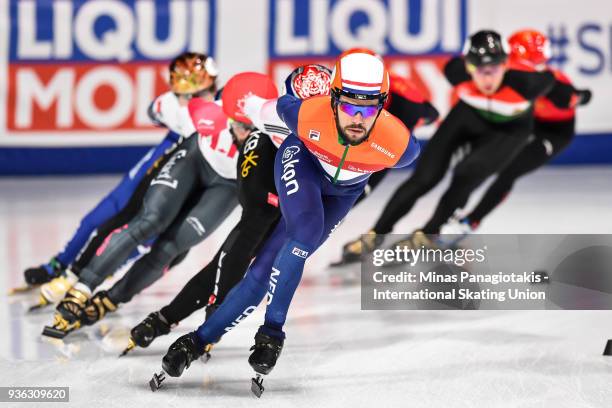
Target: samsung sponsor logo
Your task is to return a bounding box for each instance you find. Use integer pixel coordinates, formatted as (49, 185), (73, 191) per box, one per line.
(370, 142), (395, 159)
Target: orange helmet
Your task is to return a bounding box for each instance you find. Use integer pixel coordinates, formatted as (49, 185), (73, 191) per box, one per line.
(508, 30), (551, 70)
(169, 52), (218, 95)
(331, 48), (390, 103)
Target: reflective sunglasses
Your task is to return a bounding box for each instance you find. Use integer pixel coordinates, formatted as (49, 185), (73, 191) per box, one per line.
(337, 101), (380, 119)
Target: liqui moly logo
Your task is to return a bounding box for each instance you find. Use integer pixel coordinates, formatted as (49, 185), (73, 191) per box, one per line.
(7, 0), (215, 133)
(270, 0), (467, 57)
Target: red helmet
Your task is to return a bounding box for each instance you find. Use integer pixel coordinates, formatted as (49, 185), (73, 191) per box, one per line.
(508, 30), (551, 69)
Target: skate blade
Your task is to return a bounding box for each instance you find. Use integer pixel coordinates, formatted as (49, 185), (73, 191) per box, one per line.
(119, 338), (136, 357)
(149, 371), (165, 392)
(251, 374), (264, 398)
(28, 295), (51, 312)
(42, 325), (68, 339)
(28, 303), (49, 312)
(8, 285), (35, 295)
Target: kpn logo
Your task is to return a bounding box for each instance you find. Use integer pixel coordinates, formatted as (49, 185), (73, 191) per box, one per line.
(270, 0), (467, 57)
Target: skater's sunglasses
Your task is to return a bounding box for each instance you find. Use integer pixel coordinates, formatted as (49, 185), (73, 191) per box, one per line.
(337, 101), (381, 119)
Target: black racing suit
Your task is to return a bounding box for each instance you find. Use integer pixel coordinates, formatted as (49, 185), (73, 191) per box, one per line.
(372, 57), (556, 234)
(158, 130), (280, 325)
(466, 70), (590, 226)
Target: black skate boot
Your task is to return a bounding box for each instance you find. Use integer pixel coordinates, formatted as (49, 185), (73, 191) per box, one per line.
(331, 230), (384, 267)
(82, 291), (118, 326)
(42, 287), (90, 339)
(161, 332), (210, 378)
(122, 312), (171, 356)
(248, 328), (285, 397)
(23, 258), (64, 286)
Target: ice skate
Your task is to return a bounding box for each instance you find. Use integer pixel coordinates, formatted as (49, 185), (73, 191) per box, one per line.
(82, 291), (117, 326)
(29, 269), (78, 311)
(438, 216), (475, 247)
(23, 258), (64, 286)
(42, 287), (91, 339)
(382, 231), (438, 267)
(161, 332), (211, 378)
(248, 329), (284, 397)
(122, 312), (171, 356)
(330, 230), (384, 267)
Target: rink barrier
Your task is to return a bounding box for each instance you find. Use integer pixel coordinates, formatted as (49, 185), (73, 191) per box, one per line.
(1, 132), (611, 175)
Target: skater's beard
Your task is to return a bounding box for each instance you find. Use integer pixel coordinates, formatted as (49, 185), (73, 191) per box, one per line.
(338, 123), (370, 145)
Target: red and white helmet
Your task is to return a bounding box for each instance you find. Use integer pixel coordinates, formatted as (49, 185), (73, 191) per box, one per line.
(330, 48), (390, 103)
(283, 64), (332, 99)
(508, 29), (551, 70)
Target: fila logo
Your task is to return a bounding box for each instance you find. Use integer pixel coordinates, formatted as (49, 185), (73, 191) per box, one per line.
(308, 129), (320, 141)
(291, 247), (309, 258)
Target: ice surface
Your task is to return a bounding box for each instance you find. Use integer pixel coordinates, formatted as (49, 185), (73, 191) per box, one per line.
(1, 167), (612, 407)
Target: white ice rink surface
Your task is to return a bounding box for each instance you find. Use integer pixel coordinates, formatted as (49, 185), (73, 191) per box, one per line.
(1, 167), (612, 408)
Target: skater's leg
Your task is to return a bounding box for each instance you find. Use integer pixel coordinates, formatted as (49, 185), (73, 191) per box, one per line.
(159, 248), (225, 325)
(467, 119), (575, 225)
(107, 181), (238, 304)
(194, 220), (288, 345)
(56, 131), (178, 268)
(372, 103), (471, 234)
(263, 192), (359, 333)
(422, 130), (530, 234)
(77, 138), (201, 292)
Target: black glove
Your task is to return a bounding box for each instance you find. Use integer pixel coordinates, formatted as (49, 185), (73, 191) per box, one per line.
(576, 89), (592, 106)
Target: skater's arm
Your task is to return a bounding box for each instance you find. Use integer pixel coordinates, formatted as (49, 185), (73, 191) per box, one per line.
(276, 94), (302, 135)
(444, 56), (471, 86)
(392, 133), (421, 168)
(506, 69), (555, 100)
(387, 74), (439, 131)
(544, 79), (581, 109)
(239, 132), (281, 215)
(244, 96), (291, 146)
(387, 96), (439, 131)
(147, 97), (165, 128)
